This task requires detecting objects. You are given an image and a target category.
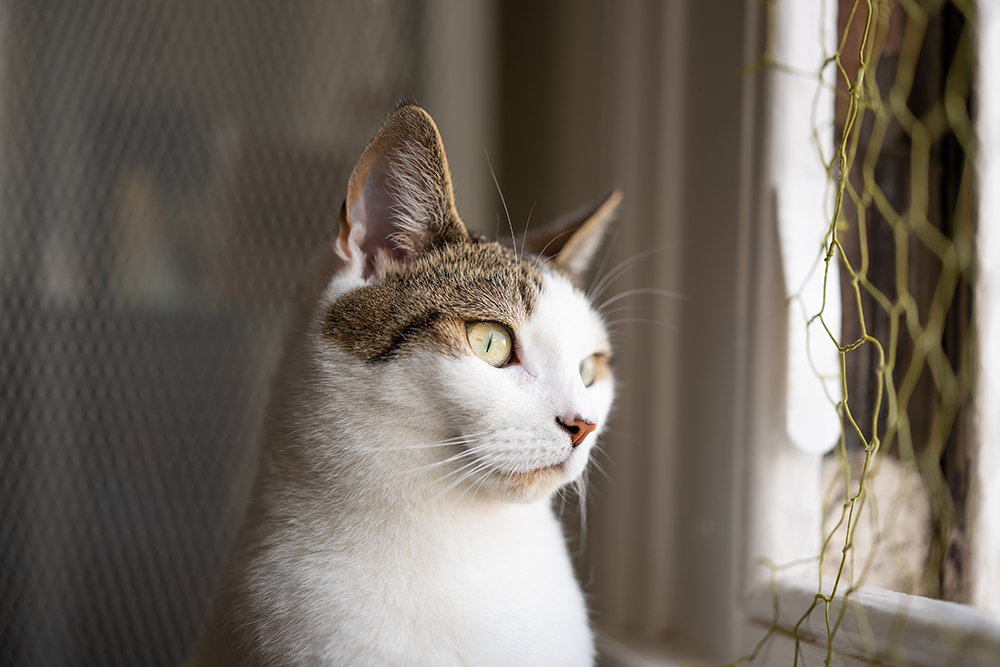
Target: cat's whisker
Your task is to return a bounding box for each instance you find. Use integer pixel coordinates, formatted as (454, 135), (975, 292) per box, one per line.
(403, 447), (484, 476)
(606, 318), (676, 329)
(598, 287), (685, 311)
(485, 148), (517, 261)
(429, 462), (481, 495)
(533, 253), (557, 273)
(387, 433), (497, 479)
(598, 304), (645, 317)
(375, 442), (467, 452)
(588, 243), (677, 302)
(589, 243), (675, 300)
(588, 222), (621, 295)
(556, 487), (569, 521)
(437, 457), (495, 500)
(588, 444), (614, 479)
(432, 447), (493, 479)
(577, 471), (589, 554)
(461, 465), (496, 508)
(531, 229), (575, 272)
(605, 330), (636, 344)
(520, 201), (537, 264)
(428, 440), (496, 464)
(374, 430), (494, 451)
(587, 455), (612, 484)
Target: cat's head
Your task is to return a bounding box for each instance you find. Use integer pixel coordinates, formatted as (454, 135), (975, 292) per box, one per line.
(312, 104), (619, 504)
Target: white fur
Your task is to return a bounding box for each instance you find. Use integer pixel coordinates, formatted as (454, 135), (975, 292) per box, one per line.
(185, 247), (613, 667)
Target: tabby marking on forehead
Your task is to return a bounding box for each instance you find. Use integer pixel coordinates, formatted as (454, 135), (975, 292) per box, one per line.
(324, 238), (543, 361)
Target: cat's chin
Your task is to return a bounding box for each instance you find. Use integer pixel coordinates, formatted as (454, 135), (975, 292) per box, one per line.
(496, 465), (566, 503)
(487, 453), (589, 503)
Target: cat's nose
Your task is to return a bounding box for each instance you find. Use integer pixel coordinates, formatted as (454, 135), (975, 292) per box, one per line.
(557, 415), (597, 447)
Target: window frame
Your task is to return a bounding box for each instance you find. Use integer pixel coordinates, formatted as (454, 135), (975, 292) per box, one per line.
(970, 0), (1000, 617)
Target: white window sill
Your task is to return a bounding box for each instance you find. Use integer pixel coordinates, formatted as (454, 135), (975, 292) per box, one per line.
(600, 582), (1000, 667)
(744, 579), (1000, 666)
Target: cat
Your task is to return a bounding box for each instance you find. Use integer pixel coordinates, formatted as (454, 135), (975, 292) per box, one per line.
(184, 103), (621, 667)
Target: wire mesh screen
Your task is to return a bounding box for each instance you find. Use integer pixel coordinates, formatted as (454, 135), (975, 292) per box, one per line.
(0, 2), (430, 665)
(737, 0), (978, 663)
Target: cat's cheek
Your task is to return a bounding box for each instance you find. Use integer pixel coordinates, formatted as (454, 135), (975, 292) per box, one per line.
(428, 357), (523, 433)
(560, 447), (593, 484)
(587, 378), (615, 423)
(497, 362), (537, 388)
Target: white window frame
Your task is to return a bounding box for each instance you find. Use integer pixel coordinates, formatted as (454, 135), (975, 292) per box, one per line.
(972, 0), (1000, 617)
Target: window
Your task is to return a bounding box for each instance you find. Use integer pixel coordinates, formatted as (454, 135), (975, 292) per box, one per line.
(743, 1), (1000, 662)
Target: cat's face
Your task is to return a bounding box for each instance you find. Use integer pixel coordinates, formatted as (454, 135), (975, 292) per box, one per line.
(426, 268), (614, 502)
(317, 104), (619, 504)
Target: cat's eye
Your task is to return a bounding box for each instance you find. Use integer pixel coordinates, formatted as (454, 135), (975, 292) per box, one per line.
(466, 321), (513, 367)
(579, 355), (598, 387)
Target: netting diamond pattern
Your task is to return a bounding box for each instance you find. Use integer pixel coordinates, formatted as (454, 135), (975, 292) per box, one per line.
(0, 2), (427, 665)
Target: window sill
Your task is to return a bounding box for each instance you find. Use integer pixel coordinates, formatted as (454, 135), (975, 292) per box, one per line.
(744, 578), (1000, 666)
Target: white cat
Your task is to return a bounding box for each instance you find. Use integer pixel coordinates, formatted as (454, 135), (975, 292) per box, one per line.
(184, 104), (620, 666)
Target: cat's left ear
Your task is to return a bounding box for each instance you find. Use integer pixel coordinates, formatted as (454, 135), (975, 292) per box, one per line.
(336, 104), (469, 278)
(522, 189), (622, 280)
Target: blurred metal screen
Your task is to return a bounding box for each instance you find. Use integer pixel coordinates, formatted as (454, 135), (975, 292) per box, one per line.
(0, 2), (431, 664)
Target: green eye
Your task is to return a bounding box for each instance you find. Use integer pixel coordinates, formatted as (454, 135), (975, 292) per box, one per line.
(579, 355), (597, 387)
(466, 322), (513, 367)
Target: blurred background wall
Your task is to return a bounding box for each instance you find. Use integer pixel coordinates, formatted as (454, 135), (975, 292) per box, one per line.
(0, 1), (755, 664)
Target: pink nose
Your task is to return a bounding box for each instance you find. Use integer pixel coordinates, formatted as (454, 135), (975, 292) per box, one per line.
(557, 416), (597, 447)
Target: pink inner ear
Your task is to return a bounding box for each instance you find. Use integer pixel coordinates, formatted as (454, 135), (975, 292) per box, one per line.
(349, 159), (409, 278)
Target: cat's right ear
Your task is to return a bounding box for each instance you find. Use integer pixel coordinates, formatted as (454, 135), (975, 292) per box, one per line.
(336, 104), (469, 279)
(522, 189), (622, 281)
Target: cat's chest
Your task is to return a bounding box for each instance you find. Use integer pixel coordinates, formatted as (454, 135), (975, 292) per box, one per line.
(280, 503), (592, 665)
